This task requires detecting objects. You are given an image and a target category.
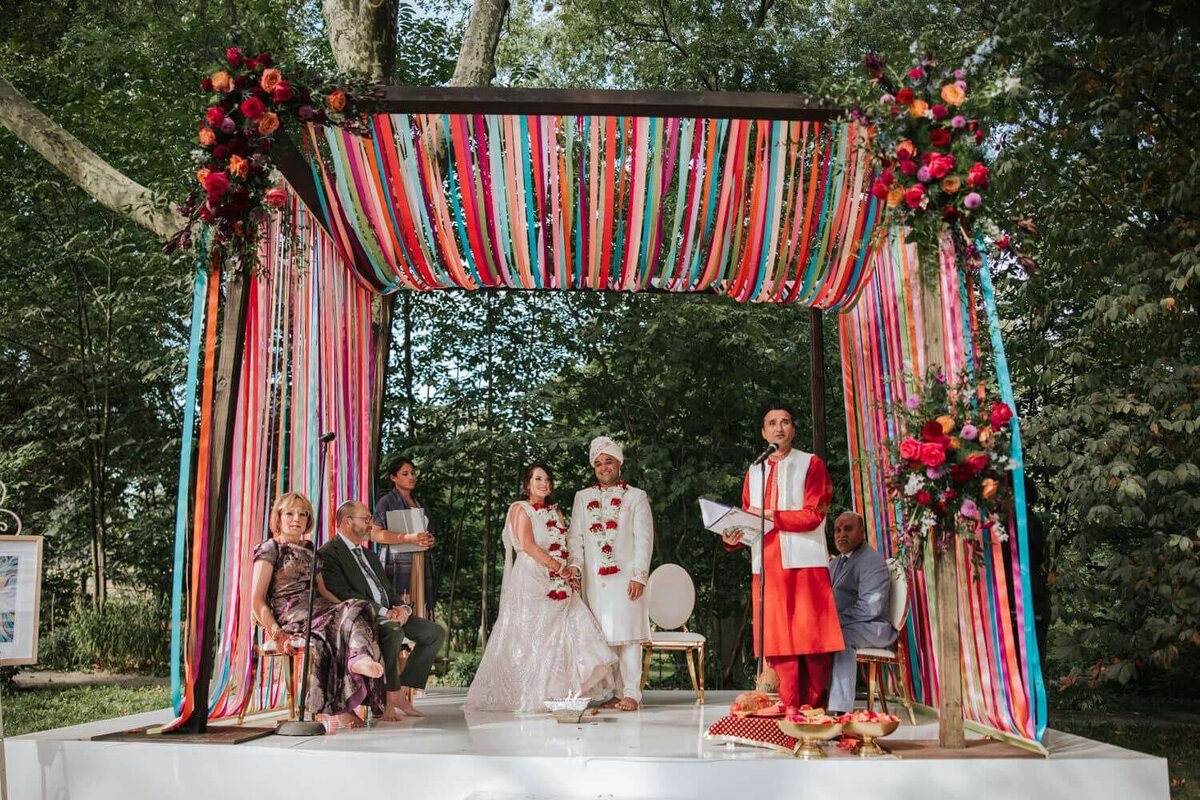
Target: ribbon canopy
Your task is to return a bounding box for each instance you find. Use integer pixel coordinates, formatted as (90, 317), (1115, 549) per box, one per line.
(167, 89), (1043, 751)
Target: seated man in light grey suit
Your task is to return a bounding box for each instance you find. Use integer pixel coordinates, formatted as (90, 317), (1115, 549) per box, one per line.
(826, 512), (897, 714)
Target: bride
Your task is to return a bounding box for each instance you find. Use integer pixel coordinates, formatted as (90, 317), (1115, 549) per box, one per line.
(465, 462), (616, 712)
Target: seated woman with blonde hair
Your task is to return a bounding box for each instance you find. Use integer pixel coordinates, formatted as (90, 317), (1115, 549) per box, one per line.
(250, 491), (387, 728)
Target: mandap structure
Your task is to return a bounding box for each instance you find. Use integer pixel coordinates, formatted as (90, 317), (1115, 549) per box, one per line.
(166, 85), (1046, 751)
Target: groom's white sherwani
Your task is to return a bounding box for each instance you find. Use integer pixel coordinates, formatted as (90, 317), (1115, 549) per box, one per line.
(567, 483), (654, 699)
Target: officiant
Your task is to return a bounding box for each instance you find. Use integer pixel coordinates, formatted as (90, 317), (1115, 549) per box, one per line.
(371, 456), (437, 618)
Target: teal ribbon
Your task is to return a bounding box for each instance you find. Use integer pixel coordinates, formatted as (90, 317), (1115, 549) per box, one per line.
(977, 233), (1048, 740)
(170, 253), (209, 711)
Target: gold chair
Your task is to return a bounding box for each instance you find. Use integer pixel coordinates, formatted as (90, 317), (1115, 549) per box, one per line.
(640, 564), (706, 703)
(238, 626), (305, 725)
(855, 557), (917, 725)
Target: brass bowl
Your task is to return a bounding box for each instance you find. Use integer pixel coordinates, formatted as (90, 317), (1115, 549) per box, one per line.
(777, 720), (843, 760)
(842, 718), (900, 757)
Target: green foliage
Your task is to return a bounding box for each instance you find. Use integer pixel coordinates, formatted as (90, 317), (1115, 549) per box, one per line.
(1, 685), (170, 737)
(54, 596), (170, 674)
(981, 0), (1200, 687)
(436, 651), (482, 688)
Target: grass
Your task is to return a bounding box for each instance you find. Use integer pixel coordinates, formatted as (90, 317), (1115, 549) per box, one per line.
(1, 685), (171, 737)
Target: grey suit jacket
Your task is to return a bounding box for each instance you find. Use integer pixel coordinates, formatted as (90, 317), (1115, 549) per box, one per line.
(829, 543), (897, 645)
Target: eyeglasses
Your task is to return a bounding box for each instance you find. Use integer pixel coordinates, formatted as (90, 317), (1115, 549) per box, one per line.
(347, 515), (373, 522)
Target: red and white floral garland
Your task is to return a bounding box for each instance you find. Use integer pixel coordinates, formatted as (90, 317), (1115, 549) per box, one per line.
(531, 502), (571, 600)
(586, 482), (627, 577)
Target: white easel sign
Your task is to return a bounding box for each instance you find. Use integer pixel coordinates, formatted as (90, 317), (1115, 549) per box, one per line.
(0, 535), (42, 667)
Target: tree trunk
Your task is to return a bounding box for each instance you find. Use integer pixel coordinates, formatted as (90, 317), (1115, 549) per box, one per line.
(0, 76), (184, 239)
(451, 0), (510, 87)
(322, 0), (400, 82)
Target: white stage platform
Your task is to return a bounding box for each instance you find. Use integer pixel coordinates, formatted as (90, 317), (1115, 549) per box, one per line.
(6, 689), (1168, 800)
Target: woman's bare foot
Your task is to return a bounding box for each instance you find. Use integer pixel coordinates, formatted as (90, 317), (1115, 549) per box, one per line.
(349, 657), (385, 679)
(336, 711), (366, 729)
(601, 696), (622, 709)
(615, 696), (639, 711)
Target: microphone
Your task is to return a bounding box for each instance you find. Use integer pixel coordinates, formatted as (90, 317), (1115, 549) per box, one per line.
(319, 431), (336, 444)
(752, 442), (779, 465)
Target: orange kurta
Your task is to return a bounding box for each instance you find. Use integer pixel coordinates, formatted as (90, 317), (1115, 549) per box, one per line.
(743, 456), (844, 657)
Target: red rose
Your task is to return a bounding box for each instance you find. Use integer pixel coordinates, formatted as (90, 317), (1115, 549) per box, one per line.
(240, 96), (267, 120)
(918, 443), (946, 467)
(989, 401), (1014, 429)
(931, 104), (948, 120)
(200, 77), (214, 92)
(257, 52), (274, 67)
(587, 500), (600, 510)
(996, 234), (1011, 251)
(949, 463), (975, 484)
(904, 184), (926, 208)
(611, 497), (622, 506)
(899, 437), (922, 460)
(605, 520), (618, 529)
(205, 106), (226, 126)
(225, 46), (244, 66)
(920, 420), (946, 442)
(548, 543), (561, 552)
(896, 88), (915, 106)
(915, 490), (933, 506)
(930, 128), (951, 148)
(590, 523), (602, 532)
(203, 171), (231, 197)
(601, 544), (613, 553)
(272, 81), (294, 103)
(966, 453), (990, 476)
(928, 153), (956, 179)
(233, 74), (251, 90)
(899, 159), (918, 176)
(967, 162), (990, 189)
(871, 180), (890, 200)
(974, 130), (985, 145)
(907, 66), (925, 80)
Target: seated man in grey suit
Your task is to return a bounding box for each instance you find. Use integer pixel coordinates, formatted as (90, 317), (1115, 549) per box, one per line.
(320, 500), (446, 720)
(826, 512), (898, 715)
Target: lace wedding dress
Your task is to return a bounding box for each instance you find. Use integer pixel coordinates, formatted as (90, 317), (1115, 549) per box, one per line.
(464, 501), (616, 712)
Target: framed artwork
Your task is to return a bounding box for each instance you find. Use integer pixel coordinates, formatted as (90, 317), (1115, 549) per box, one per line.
(0, 535), (42, 666)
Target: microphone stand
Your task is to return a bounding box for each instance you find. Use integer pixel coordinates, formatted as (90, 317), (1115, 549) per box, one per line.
(756, 455), (768, 690)
(277, 432), (337, 737)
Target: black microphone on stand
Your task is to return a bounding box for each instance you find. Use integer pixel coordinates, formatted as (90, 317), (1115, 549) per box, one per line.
(276, 430), (337, 737)
(752, 442), (779, 465)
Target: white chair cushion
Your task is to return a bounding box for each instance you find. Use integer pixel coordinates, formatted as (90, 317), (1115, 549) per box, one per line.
(856, 647), (896, 660)
(885, 558), (910, 630)
(646, 563), (696, 630)
(650, 631), (706, 645)
(261, 636), (305, 654)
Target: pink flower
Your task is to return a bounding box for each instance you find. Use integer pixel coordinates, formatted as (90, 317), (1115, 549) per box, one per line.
(905, 394), (921, 409)
(926, 465), (947, 480)
(964, 192), (983, 210)
(954, 68), (966, 80)
(264, 187), (288, 209)
(955, 79), (968, 91)
(960, 423), (978, 440)
(219, 117), (236, 134)
(917, 166), (932, 183)
(960, 499), (980, 520)
(880, 94), (895, 105)
(951, 115), (966, 129)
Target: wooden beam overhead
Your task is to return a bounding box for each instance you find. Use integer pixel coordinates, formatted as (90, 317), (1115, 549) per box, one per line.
(358, 85), (842, 122)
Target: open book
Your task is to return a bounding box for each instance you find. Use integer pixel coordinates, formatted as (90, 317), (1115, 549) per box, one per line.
(384, 508), (431, 553)
(698, 497), (770, 545)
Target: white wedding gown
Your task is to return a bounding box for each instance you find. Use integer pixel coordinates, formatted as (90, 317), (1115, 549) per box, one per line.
(465, 501), (616, 712)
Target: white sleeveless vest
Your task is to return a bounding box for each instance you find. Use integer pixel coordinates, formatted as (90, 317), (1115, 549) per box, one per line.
(745, 449), (829, 574)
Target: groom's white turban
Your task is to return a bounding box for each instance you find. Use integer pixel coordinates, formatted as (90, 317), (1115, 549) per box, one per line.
(589, 436), (624, 465)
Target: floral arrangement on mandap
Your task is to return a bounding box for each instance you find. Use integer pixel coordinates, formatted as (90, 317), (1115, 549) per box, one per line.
(886, 370), (1016, 565)
(167, 46), (376, 265)
(856, 53), (994, 261)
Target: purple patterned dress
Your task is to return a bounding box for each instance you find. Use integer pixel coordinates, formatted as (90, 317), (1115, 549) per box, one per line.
(253, 538), (385, 716)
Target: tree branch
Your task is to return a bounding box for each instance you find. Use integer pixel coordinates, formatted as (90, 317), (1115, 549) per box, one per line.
(451, 0), (510, 88)
(0, 76), (184, 240)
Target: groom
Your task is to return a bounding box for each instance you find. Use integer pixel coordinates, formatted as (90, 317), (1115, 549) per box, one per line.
(567, 436), (654, 711)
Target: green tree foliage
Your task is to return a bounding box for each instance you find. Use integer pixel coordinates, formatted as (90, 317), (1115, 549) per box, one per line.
(983, 0), (1200, 688)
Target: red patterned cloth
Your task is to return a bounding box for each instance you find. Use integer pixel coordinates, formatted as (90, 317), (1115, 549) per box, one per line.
(705, 714), (798, 753)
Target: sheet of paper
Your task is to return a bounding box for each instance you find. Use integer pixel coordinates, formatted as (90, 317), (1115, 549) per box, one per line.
(698, 497), (768, 544)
